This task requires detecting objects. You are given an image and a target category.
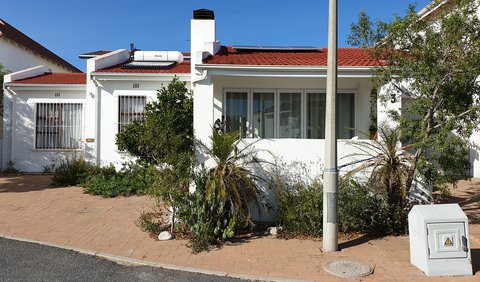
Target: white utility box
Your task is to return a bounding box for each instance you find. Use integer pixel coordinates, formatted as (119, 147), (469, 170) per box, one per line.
(408, 204), (473, 277)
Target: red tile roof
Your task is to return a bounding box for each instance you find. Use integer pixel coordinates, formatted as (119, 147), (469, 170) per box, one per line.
(0, 19), (81, 73)
(12, 73), (86, 84)
(96, 61), (190, 73)
(204, 46), (378, 67)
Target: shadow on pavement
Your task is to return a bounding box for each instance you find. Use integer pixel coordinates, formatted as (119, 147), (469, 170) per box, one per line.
(339, 234), (381, 250)
(472, 248), (480, 275)
(0, 174), (60, 193)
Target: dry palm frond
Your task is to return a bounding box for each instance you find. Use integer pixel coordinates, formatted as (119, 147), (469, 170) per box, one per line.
(343, 126), (412, 201)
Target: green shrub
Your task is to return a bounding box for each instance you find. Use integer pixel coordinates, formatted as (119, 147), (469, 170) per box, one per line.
(83, 163), (157, 197)
(52, 155), (96, 186)
(338, 179), (400, 234)
(183, 175), (238, 253)
(178, 130), (264, 252)
(272, 174), (403, 237)
(116, 76), (194, 170)
(147, 129), (266, 253)
(273, 175), (323, 237)
(3, 160), (20, 173)
(137, 208), (168, 238)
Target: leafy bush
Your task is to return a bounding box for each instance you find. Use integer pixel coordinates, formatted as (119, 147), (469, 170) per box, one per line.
(116, 76), (194, 171)
(83, 163), (157, 197)
(181, 130), (264, 252)
(183, 172), (238, 253)
(272, 173), (403, 237)
(137, 207), (168, 238)
(3, 160), (20, 173)
(338, 179), (400, 234)
(145, 130), (266, 253)
(272, 175), (323, 237)
(52, 155), (96, 186)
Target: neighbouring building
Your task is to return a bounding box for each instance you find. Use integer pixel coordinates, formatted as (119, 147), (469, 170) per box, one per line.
(0, 18), (80, 73)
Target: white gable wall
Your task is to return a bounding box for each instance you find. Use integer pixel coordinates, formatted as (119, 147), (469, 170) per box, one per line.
(0, 38), (73, 73)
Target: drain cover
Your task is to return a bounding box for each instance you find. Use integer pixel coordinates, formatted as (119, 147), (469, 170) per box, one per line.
(324, 259), (373, 278)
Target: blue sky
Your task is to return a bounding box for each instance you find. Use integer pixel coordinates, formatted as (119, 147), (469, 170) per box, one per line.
(2, 0), (431, 71)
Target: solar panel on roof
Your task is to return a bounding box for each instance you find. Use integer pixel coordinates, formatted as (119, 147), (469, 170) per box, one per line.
(233, 45), (318, 51)
(122, 61), (175, 69)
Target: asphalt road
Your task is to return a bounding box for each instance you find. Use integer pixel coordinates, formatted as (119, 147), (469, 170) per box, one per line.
(0, 237), (246, 282)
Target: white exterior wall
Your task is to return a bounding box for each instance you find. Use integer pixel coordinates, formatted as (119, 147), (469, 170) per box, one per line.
(2, 86), (85, 172)
(378, 84), (480, 178)
(194, 75), (374, 178)
(94, 78), (191, 168)
(85, 50), (130, 165)
(377, 82), (403, 129)
(470, 131), (480, 177)
(0, 38), (73, 73)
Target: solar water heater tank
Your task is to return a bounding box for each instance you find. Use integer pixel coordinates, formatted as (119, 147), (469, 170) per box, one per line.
(408, 203), (473, 277)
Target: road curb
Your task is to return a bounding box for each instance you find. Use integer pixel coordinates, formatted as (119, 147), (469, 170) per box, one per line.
(0, 234), (312, 282)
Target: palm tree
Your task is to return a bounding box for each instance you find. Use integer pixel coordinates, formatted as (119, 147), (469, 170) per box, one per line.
(344, 125), (412, 233)
(203, 129), (264, 227)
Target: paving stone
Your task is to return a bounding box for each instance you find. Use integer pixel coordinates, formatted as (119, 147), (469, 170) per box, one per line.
(0, 174), (479, 281)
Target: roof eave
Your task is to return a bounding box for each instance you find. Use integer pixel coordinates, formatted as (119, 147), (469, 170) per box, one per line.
(5, 83), (86, 91)
(198, 64), (373, 70)
(196, 64), (375, 78)
(90, 71), (191, 81)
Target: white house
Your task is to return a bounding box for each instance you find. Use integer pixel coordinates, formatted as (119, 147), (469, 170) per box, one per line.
(376, 0), (480, 178)
(3, 4), (480, 179)
(1, 18), (81, 167)
(2, 67), (86, 171)
(0, 18), (80, 73)
(2, 49), (190, 172)
(190, 9), (377, 177)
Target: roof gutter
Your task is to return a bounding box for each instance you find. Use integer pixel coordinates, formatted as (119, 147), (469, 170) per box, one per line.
(417, 0), (449, 20)
(90, 72), (190, 81)
(4, 83), (86, 91)
(198, 64), (373, 71)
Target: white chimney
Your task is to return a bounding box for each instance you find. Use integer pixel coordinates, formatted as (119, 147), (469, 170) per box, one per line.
(190, 9), (220, 81)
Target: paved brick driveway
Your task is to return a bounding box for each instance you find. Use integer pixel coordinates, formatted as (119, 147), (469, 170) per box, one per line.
(0, 174), (479, 281)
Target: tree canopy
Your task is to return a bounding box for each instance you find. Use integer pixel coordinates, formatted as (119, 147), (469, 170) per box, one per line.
(116, 76), (194, 171)
(348, 0), (480, 190)
(1, 63), (10, 114)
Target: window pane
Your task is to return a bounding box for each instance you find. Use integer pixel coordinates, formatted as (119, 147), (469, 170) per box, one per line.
(35, 103), (82, 149)
(307, 93), (326, 139)
(252, 92), (275, 138)
(118, 96), (146, 132)
(279, 92), (301, 138)
(337, 93), (354, 139)
(225, 92), (248, 137)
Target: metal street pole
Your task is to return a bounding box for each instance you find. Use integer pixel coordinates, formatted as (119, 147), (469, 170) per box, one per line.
(323, 0), (338, 252)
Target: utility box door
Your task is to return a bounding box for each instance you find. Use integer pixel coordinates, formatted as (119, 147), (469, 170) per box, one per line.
(427, 222), (467, 260)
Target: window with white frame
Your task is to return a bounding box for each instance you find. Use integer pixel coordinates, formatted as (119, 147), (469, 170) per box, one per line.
(118, 96), (146, 132)
(225, 91), (248, 137)
(306, 92), (355, 139)
(252, 91), (275, 138)
(35, 103), (83, 149)
(225, 89), (355, 139)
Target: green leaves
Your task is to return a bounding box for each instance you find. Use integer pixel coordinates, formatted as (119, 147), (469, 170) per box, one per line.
(349, 0), (480, 192)
(182, 129), (265, 252)
(116, 76), (194, 171)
